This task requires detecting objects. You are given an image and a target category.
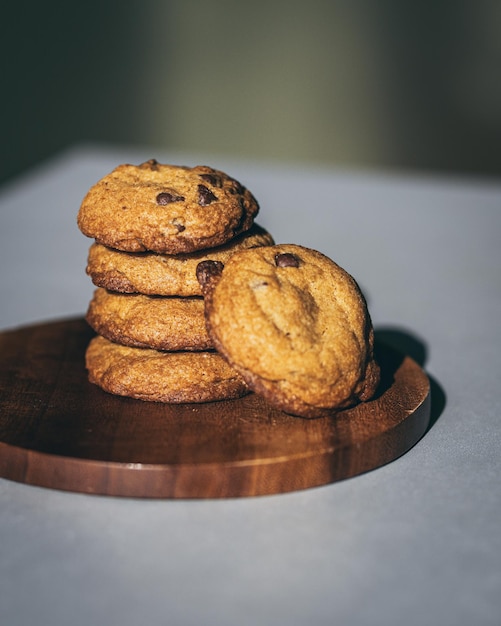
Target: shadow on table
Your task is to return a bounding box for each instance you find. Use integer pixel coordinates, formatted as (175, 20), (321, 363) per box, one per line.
(374, 326), (446, 432)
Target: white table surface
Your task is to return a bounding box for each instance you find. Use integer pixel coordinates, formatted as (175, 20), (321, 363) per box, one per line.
(1, 144), (500, 626)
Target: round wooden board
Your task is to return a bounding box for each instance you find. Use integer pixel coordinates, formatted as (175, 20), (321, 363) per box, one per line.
(0, 318), (430, 498)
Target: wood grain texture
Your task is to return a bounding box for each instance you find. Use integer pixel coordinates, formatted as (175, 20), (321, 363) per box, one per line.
(0, 318), (430, 498)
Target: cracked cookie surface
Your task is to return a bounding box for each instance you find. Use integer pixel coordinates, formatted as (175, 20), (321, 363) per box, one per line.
(77, 160), (259, 254)
(197, 244), (380, 418)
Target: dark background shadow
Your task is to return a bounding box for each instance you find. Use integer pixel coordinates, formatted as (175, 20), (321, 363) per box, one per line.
(2, 1), (501, 185)
(375, 326), (446, 431)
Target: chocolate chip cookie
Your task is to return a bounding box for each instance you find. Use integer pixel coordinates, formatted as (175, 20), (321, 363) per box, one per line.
(197, 244), (380, 418)
(86, 288), (212, 351)
(86, 335), (249, 403)
(77, 160), (260, 254)
(86, 223), (274, 296)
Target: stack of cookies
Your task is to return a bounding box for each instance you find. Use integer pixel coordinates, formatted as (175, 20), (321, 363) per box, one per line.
(77, 159), (274, 403)
(78, 159), (381, 418)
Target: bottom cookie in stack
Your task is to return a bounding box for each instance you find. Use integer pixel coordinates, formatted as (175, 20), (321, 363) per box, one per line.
(85, 336), (249, 403)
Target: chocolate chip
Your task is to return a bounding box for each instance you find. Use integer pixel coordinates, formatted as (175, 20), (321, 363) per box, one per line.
(275, 253), (300, 268)
(199, 173), (223, 188)
(156, 192), (185, 205)
(198, 184), (218, 206)
(140, 159), (159, 170)
(172, 218), (186, 232)
(196, 260), (224, 288)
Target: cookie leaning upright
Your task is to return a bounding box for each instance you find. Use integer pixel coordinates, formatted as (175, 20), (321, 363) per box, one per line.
(197, 244), (380, 418)
(77, 160), (260, 254)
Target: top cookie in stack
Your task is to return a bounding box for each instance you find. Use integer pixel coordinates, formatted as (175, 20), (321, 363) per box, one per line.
(77, 159), (275, 403)
(78, 159), (261, 255)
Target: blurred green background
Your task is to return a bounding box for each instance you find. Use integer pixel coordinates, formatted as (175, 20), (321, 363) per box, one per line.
(2, 0), (501, 183)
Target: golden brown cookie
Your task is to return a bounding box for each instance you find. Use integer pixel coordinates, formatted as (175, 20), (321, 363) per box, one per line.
(86, 288), (212, 351)
(85, 223), (274, 297)
(85, 335), (249, 403)
(77, 160), (260, 254)
(197, 244), (380, 418)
